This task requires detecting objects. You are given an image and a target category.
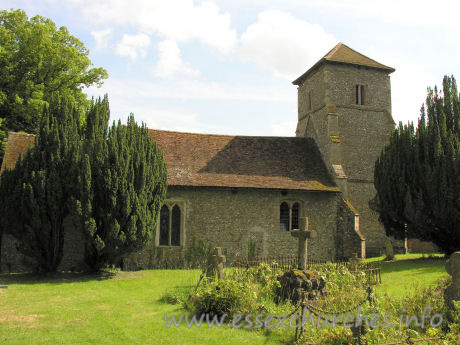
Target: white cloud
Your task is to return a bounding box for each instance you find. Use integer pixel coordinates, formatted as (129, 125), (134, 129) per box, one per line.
(153, 40), (199, 78)
(214, 0), (460, 33)
(308, 0), (460, 33)
(391, 63), (438, 125)
(83, 0), (237, 53)
(115, 33), (150, 59)
(91, 28), (112, 49)
(239, 10), (337, 79)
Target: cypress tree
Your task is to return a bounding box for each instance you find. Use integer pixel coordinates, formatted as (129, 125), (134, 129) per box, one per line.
(0, 94), (82, 272)
(0, 94), (167, 272)
(80, 98), (167, 270)
(374, 76), (460, 254)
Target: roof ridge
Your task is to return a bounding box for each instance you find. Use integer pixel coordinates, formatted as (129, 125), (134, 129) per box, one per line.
(324, 42), (394, 70)
(292, 42), (394, 85)
(148, 128), (307, 140)
(323, 42), (343, 59)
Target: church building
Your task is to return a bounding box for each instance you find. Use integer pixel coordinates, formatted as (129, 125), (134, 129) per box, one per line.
(0, 43), (397, 271)
(146, 43), (396, 265)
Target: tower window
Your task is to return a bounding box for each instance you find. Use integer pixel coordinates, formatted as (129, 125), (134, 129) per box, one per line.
(307, 91), (312, 111)
(355, 85), (366, 105)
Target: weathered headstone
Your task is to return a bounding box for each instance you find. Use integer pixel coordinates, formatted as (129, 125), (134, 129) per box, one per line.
(350, 252), (361, 272)
(291, 217), (317, 270)
(445, 251), (460, 302)
(206, 247), (226, 280)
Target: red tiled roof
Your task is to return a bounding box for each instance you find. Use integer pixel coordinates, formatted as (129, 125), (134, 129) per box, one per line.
(149, 130), (339, 192)
(0, 132), (35, 173)
(293, 42), (395, 85)
(2, 131), (339, 192)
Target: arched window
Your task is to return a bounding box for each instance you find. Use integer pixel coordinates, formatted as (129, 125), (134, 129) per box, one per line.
(158, 202), (183, 247)
(355, 84), (366, 105)
(159, 205), (170, 246)
(280, 202), (290, 231)
(171, 205), (181, 246)
(280, 201), (301, 231)
(292, 203), (300, 230)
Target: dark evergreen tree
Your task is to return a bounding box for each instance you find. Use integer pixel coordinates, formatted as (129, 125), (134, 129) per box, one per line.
(0, 95), (167, 272)
(374, 76), (460, 254)
(0, 94), (82, 272)
(79, 98), (168, 270)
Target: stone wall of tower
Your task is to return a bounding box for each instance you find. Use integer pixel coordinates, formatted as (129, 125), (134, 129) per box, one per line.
(328, 64), (394, 254)
(324, 64), (394, 179)
(296, 65), (332, 173)
(296, 63), (396, 256)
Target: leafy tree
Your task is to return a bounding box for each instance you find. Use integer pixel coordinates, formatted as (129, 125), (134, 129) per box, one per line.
(0, 94), (83, 272)
(0, 9), (108, 163)
(80, 97), (168, 270)
(373, 75), (460, 254)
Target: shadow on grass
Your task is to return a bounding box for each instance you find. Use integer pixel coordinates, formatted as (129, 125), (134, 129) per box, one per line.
(381, 258), (447, 274)
(0, 270), (117, 285)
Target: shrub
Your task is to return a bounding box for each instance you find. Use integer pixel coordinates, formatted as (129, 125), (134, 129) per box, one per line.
(384, 239), (395, 261)
(318, 327), (354, 345)
(382, 279), (449, 332)
(179, 263), (459, 344)
(184, 235), (212, 269)
(159, 287), (192, 305)
(189, 278), (257, 319)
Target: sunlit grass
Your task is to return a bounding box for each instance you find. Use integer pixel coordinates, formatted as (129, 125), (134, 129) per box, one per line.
(0, 269), (279, 345)
(0, 253), (449, 344)
(375, 255), (447, 298)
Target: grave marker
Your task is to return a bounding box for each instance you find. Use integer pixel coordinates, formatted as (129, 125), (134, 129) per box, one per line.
(206, 247), (226, 280)
(290, 217), (317, 270)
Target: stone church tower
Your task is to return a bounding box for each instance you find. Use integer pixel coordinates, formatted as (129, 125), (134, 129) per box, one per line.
(293, 43), (396, 256)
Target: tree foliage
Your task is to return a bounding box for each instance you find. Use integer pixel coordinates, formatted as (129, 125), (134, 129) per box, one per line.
(374, 75), (460, 254)
(0, 9), (108, 162)
(0, 95), (167, 272)
(80, 98), (168, 270)
(0, 94), (83, 272)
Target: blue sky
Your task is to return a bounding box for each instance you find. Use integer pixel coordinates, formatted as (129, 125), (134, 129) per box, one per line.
(4, 0), (460, 136)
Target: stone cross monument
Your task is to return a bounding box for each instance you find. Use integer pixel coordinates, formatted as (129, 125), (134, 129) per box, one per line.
(206, 247), (226, 280)
(290, 217), (317, 270)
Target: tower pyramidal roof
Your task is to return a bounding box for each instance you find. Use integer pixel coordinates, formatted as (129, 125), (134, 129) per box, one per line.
(293, 42), (395, 85)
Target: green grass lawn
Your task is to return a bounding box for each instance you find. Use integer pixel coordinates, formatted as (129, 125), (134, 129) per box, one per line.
(0, 269), (284, 345)
(0, 255), (449, 345)
(376, 256), (448, 298)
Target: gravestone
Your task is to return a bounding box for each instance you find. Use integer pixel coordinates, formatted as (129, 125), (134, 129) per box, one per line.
(206, 247), (226, 280)
(445, 251), (460, 302)
(290, 217), (317, 270)
(350, 252), (361, 272)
